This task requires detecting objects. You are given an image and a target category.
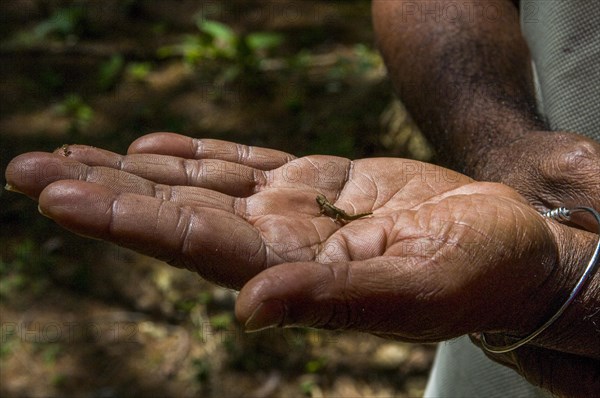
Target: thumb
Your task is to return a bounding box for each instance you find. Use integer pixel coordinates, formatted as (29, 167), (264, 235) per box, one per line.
(235, 258), (471, 341)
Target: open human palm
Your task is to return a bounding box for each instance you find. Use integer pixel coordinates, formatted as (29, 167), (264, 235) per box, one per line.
(4, 133), (579, 343)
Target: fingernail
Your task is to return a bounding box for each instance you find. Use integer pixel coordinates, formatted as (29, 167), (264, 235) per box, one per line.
(244, 300), (285, 333)
(38, 205), (52, 219)
(4, 183), (23, 194)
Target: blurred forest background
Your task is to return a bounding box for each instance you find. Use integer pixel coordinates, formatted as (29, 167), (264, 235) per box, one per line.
(0, 1), (435, 397)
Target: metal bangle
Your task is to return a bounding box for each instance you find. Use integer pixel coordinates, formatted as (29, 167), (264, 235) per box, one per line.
(479, 206), (600, 354)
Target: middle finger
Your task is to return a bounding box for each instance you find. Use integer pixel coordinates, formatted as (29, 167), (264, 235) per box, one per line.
(56, 145), (266, 197)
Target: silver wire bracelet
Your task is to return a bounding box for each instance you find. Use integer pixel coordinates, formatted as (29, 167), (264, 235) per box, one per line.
(478, 206), (600, 354)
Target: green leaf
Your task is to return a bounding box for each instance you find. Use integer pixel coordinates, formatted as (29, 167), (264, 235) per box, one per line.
(199, 20), (237, 44)
(98, 54), (124, 91)
(245, 32), (284, 51)
(126, 62), (153, 82)
(209, 313), (233, 331)
(33, 6), (84, 39)
(305, 357), (327, 373)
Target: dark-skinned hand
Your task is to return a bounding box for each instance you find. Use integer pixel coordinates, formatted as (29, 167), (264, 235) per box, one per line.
(5, 132), (599, 396)
(476, 131), (600, 228)
(468, 130), (600, 396)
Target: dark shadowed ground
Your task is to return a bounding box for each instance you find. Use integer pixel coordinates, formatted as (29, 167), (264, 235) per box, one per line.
(0, 1), (435, 397)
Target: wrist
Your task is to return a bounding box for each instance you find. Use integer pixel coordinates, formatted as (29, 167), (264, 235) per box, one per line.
(468, 131), (600, 215)
(491, 217), (600, 358)
(465, 127), (544, 181)
(537, 219), (600, 357)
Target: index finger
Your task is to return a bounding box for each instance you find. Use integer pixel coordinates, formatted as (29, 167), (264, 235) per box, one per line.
(127, 132), (296, 170)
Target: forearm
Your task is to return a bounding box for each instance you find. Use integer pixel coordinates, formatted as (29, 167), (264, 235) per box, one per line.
(372, 0), (545, 176)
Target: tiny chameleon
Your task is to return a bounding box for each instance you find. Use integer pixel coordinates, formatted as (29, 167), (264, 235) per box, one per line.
(316, 194), (372, 222)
